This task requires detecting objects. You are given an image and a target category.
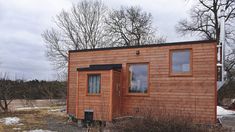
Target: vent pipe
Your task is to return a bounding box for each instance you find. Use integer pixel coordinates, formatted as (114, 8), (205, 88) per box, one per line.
(217, 6), (226, 90)
(220, 7), (226, 82)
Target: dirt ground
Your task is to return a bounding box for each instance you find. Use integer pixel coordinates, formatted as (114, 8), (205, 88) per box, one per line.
(0, 101), (233, 132)
(0, 107), (82, 132)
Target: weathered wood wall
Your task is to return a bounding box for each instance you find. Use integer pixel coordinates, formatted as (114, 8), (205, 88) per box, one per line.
(68, 41), (217, 124)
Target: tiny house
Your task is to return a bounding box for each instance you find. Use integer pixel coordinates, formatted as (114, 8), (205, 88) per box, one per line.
(67, 40), (217, 124)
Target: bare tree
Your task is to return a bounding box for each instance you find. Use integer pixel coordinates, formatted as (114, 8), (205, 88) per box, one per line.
(176, 0), (235, 44)
(225, 50), (235, 80)
(105, 6), (165, 47)
(0, 73), (15, 112)
(42, 0), (109, 71)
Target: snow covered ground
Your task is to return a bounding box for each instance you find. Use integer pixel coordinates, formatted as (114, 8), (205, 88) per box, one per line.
(0, 117), (56, 132)
(217, 106), (235, 118)
(24, 129), (56, 132)
(16, 107), (52, 111)
(0, 117), (20, 125)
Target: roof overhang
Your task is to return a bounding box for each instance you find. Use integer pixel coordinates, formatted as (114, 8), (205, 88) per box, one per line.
(77, 64), (122, 71)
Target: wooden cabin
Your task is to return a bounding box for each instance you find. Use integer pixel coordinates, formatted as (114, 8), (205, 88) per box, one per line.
(67, 40), (217, 124)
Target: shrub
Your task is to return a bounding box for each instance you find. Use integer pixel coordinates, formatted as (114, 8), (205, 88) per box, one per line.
(112, 115), (228, 132)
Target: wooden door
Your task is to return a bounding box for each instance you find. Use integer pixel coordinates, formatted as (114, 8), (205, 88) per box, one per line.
(112, 71), (121, 118)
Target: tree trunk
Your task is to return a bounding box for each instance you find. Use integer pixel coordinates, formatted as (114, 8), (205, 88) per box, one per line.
(4, 99), (8, 112)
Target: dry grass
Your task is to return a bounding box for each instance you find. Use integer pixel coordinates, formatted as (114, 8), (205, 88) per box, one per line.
(0, 107), (231, 132)
(0, 110), (46, 131)
(0, 125), (3, 132)
(0, 107), (68, 132)
(105, 105), (231, 132)
(111, 115), (230, 132)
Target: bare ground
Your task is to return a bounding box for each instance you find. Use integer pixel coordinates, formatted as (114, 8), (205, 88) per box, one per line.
(0, 107), (83, 132)
(0, 108), (232, 132)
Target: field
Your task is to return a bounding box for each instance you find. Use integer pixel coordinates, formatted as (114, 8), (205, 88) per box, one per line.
(0, 99), (84, 132)
(0, 106), (81, 132)
(0, 99), (234, 132)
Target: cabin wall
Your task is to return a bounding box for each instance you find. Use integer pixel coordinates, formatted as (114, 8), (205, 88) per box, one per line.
(68, 42), (217, 124)
(76, 70), (112, 121)
(112, 71), (121, 118)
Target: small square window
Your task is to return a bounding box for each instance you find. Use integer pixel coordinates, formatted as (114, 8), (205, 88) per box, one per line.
(170, 49), (192, 75)
(88, 74), (101, 94)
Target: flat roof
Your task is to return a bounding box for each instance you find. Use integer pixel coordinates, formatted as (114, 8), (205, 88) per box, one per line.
(77, 64), (122, 71)
(69, 40), (216, 53)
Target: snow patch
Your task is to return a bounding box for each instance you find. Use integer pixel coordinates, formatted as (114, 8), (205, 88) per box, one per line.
(16, 107), (51, 110)
(25, 129), (56, 132)
(217, 106), (235, 118)
(0, 117), (20, 125)
(48, 109), (61, 112)
(13, 127), (21, 130)
(17, 123), (24, 126)
(48, 108), (65, 112)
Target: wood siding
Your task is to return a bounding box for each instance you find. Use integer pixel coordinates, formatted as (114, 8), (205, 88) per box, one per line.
(68, 41), (217, 124)
(112, 71), (121, 118)
(76, 70), (112, 121)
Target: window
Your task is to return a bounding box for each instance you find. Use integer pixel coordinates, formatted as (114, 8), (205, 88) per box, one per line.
(170, 49), (191, 75)
(128, 63), (148, 93)
(88, 74), (101, 94)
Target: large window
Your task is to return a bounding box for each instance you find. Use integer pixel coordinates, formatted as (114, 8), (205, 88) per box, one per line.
(88, 74), (101, 94)
(128, 63), (148, 93)
(170, 49), (192, 75)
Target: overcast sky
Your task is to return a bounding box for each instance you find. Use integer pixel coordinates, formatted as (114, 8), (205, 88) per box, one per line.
(0, 0), (196, 80)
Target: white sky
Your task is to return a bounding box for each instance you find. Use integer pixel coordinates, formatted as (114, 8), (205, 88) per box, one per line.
(0, 0), (196, 80)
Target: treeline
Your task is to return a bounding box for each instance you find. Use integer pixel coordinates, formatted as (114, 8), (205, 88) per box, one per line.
(0, 79), (66, 100)
(0, 77), (66, 112)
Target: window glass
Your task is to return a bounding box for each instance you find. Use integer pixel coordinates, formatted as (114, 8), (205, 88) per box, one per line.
(171, 50), (191, 73)
(88, 74), (101, 94)
(128, 64), (148, 93)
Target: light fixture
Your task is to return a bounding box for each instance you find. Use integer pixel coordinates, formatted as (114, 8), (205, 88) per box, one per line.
(136, 50), (140, 55)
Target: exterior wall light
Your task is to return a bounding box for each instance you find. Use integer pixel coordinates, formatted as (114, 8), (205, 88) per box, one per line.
(136, 50), (140, 55)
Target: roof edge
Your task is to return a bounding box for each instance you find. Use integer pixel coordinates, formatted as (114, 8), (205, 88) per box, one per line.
(77, 64), (122, 71)
(69, 40), (216, 53)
